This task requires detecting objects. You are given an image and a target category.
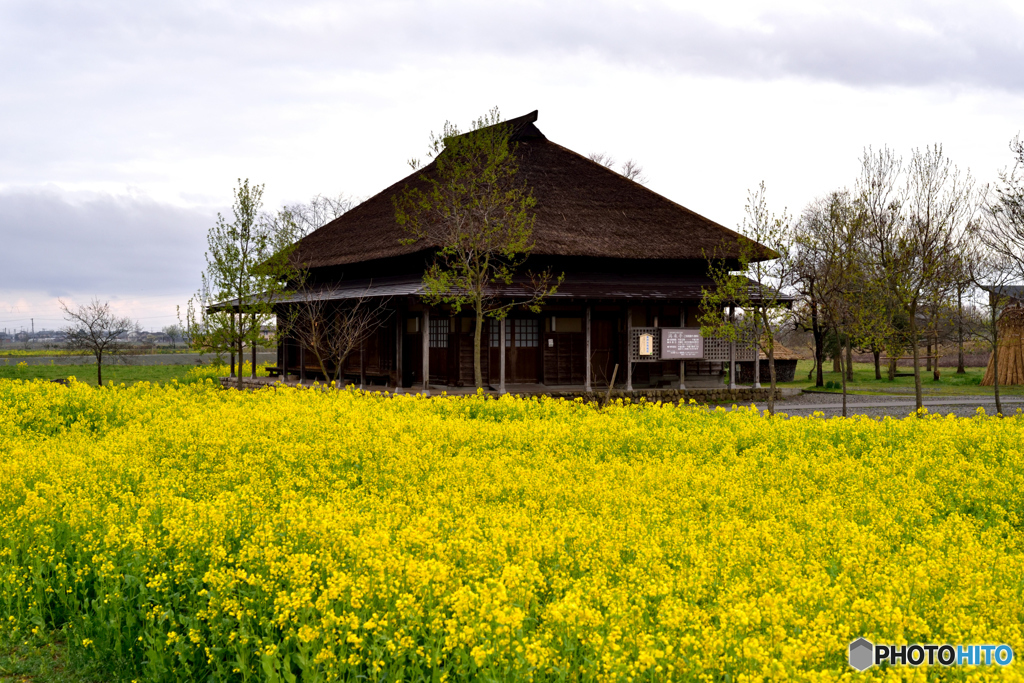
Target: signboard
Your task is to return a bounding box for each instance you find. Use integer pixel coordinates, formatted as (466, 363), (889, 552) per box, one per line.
(661, 328), (704, 360)
(638, 333), (654, 356)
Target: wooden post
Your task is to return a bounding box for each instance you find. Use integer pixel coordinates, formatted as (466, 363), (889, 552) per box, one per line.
(281, 339), (287, 381)
(728, 304), (736, 390)
(395, 312), (403, 393)
(499, 317), (506, 394)
(625, 306), (633, 391)
(584, 305), (592, 392)
(605, 363), (619, 405)
(679, 360), (686, 391)
(753, 306), (761, 389)
(251, 333), (257, 379)
(359, 337), (366, 389)
(299, 344), (305, 385)
(422, 309), (430, 395)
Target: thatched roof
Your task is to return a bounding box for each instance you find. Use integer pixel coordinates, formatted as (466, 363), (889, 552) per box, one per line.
(293, 111), (772, 269)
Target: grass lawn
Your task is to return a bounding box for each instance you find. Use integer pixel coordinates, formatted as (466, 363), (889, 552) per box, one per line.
(0, 348), (200, 357)
(772, 359), (1024, 397)
(0, 632), (103, 683)
(0, 361), (215, 387)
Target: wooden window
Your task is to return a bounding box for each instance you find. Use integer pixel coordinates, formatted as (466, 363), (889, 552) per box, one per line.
(429, 318), (448, 348)
(515, 319), (538, 347)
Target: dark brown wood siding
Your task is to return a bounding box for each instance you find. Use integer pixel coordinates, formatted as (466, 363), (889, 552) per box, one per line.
(544, 332), (586, 385)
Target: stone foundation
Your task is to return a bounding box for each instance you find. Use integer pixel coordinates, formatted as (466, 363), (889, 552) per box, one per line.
(545, 387), (783, 405)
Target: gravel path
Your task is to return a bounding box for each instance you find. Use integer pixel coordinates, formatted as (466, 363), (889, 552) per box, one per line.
(746, 392), (1024, 418)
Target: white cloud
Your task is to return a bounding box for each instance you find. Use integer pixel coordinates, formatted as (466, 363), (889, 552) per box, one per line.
(2, 0), (1024, 321)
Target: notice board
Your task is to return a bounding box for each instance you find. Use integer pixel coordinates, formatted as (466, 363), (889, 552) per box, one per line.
(660, 328), (703, 360)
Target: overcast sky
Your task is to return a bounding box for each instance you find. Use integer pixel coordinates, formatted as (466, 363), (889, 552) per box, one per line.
(3, 0), (1023, 331)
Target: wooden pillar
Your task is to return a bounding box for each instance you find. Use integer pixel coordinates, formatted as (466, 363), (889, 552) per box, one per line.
(422, 309), (430, 395)
(625, 305), (633, 392)
(499, 317), (506, 394)
(395, 312), (403, 393)
(679, 360), (686, 390)
(584, 305), (592, 392)
(359, 337), (366, 389)
(281, 339), (287, 380)
(251, 333), (257, 379)
(299, 344), (305, 385)
(728, 304), (736, 390)
(753, 306), (761, 389)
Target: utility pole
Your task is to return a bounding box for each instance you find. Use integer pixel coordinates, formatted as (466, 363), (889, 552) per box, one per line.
(31, 319), (34, 334)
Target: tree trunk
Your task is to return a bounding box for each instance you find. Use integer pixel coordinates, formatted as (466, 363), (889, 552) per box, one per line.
(316, 352), (331, 384)
(332, 352), (349, 386)
(888, 356), (897, 381)
(909, 304), (923, 412)
(933, 330), (941, 382)
(839, 338), (848, 418)
(237, 308), (244, 390)
(812, 301), (824, 387)
(473, 305), (484, 389)
(761, 308), (776, 416)
(96, 351), (102, 386)
(833, 353), (841, 373)
(873, 348), (881, 380)
(926, 341), (932, 372)
(845, 338), (853, 381)
(360, 337), (367, 389)
(993, 302), (1002, 416)
(957, 289), (966, 374)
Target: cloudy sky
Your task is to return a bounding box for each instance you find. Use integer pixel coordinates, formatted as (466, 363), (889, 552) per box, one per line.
(3, 0), (1023, 331)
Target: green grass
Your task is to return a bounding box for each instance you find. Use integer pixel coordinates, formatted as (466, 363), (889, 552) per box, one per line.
(775, 359), (1024, 396)
(0, 361), (215, 387)
(0, 631), (104, 683)
(0, 348), (200, 357)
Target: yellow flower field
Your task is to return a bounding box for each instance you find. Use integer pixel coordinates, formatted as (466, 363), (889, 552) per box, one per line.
(0, 378), (1022, 682)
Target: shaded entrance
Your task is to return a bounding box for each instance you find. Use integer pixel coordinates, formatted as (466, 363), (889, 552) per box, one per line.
(488, 318), (541, 384)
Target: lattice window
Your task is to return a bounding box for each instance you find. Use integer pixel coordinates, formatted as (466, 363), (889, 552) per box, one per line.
(429, 318), (449, 348)
(514, 319), (538, 347)
(628, 328), (757, 361)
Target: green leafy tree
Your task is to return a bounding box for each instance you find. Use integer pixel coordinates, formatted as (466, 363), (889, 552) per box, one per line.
(795, 190), (870, 416)
(395, 108), (560, 389)
(698, 183), (795, 415)
(183, 179), (296, 389)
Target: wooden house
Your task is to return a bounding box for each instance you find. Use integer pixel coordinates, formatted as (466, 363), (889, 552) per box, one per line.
(275, 111), (781, 392)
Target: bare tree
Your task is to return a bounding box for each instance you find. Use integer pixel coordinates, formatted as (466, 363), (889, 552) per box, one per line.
(796, 191), (868, 416)
(273, 193), (357, 242)
(588, 153), (648, 184)
(162, 324), (183, 349)
(895, 145), (978, 409)
(620, 159), (647, 184)
(856, 146), (907, 381)
(279, 284), (392, 386)
(60, 298), (138, 386)
(982, 136), (1024, 283)
(965, 235), (1017, 415)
